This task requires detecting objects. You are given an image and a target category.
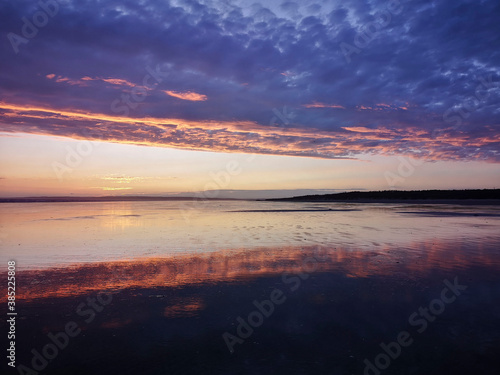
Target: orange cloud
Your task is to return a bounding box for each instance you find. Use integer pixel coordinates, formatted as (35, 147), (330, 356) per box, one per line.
(49, 75), (136, 88)
(100, 187), (133, 191)
(54, 76), (85, 86)
(343, 126), (376, 133)
(100, 78), (136, 87)
(303, 102), (345, 109)
(356, 104), (408, 111)
(163, 90), (207, 101)
(0, 101), (497, 161)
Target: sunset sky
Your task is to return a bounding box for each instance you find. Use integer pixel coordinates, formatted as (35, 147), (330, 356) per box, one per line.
(1, 0), (499, 198)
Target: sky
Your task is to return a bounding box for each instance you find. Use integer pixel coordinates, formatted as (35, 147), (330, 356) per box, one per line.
(0, 0), (499, 198)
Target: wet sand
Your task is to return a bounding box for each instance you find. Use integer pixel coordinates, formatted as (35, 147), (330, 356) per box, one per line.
(2, 242), (500, 375)
(1, 201), (500, 374)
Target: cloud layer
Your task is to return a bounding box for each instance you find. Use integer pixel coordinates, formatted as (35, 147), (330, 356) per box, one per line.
(0, 0), (499, 160)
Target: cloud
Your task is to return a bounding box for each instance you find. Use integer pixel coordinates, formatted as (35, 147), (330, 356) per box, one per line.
(1, 101), (498, 160)
(303, 103), (345, 109)
(99, 187), (133, 191)
(0, 0), (499, 161)
(47, 75), (137, 88)
(163, 90), (208, 101)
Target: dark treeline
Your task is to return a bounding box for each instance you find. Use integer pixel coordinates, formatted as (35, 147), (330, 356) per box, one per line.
(267, 189), (500, 202)
(1, 189), (499, 203)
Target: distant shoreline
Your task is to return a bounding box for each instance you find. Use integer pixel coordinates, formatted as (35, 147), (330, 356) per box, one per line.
(1, 189), (499, 204)
(266, 189), (500, 205)
(268, 199), (500, 206)
(0, 196), (240, 203)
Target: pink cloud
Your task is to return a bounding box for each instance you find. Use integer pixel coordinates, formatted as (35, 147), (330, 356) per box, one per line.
(303, 102), (345, 109)
(0, 101), (498, 162)
(163, 90), (207, 101)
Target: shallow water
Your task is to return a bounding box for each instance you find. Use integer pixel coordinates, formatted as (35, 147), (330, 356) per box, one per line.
(1, 201), (500, 374)
(1, 200), (499, 268)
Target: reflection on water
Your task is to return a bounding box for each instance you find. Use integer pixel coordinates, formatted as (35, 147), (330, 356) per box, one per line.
(1, 202), (500, 374)
(1, 239), (500, 374)
(1, 201), (500, 268)
(5, 239), (500, 303)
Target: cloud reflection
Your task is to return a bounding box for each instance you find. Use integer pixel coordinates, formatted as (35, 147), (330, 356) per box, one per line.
(8, 239), (500, 303)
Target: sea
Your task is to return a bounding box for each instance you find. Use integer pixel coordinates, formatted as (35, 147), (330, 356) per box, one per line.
(1, 200), (499, 374)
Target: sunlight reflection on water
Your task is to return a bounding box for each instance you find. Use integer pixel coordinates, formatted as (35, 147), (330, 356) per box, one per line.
(1, 201), (499, 269)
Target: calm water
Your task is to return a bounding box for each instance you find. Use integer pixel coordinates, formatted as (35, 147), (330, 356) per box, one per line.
(1, 201), (500, 374)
